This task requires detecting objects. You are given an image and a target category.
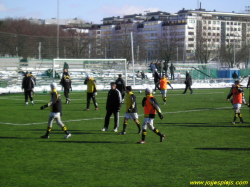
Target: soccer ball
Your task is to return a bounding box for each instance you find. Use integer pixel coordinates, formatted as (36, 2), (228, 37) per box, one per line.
(153, 91), (156, 94)
(138, 90), (141, 93)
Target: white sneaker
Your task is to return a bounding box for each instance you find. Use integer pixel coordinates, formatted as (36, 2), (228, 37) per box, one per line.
(113, 127), (118, 132)
(101, 128), (108, 131)
(65, 133), (71, 139)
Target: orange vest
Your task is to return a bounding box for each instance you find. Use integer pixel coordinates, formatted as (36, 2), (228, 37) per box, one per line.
(232, 86), (242, 104)
(160, 78), (167, 90)
(144, 95), (156, 115)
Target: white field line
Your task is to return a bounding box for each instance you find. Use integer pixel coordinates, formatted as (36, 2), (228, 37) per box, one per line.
(1, 106), (245, 126)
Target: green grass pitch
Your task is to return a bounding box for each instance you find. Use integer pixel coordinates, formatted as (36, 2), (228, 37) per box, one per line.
(0, 88), (249, 187)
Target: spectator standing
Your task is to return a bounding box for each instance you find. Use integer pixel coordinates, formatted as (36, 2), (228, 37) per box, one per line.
(182, 71), (193, 94)
(232, 71), (238, 80)
(115, 74), (126, 102)
(84, 75), (98, 111)
(137, 88), (166, 144)
(169, 63), (176, 80)
(163, 61), (169, 76)
(40, 82), (71, 139)
(101, 82), (122, 132)
(22, 72), (35, 106)
(118, 86), (141, 135)
(150, 62), (156, 72)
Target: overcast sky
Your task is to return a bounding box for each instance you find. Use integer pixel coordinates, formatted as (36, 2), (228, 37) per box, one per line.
(0, 0), (249, 24)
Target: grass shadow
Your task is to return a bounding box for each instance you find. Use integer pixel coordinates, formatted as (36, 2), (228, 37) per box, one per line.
(195, 148), (250, 151)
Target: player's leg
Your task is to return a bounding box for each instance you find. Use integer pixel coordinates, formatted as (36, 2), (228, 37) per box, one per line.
(148, 119), (166, 142)
(137, 118), (148, 144)
(41, 115), (54, 138)
(85, 93), (91, 110)
(24, 90), (28, 105)
(119, 117), (128, 135)
(91, 93), (98, 109)
(28, 90), (34, 105)
(113, 111), (120, 132)
(55, 114), (71, 138)
(102, 110), (112, 131)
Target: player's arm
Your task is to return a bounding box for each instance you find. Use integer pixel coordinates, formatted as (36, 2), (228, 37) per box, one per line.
(41, 92), (57, 110)
(167, 81), (173, 89)
(128, 95), (136, 112)
(150, 97), (161, 114)
(150, 97), (163, 119)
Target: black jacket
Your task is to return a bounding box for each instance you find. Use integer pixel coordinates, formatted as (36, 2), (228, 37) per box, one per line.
(50, 90), (62, 113)
(22, 76), (34, 91)
(61, 75), (72, 89)
(185, 73), (192, 86)
(154, 72), (160, 83)
(106, 88), (122, 112)
(115, 78), (126, 94)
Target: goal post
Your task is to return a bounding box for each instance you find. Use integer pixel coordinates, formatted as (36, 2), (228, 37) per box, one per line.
(52, 58), (128, 89)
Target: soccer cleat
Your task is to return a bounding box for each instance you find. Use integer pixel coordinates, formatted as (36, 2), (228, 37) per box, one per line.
(67, 99), (71, 104)
(101, 128), (108, 131)
(41, 135), (49, 139)
(232, 121), (236, 125)
(160, 135), (166, 142)
(113, 127), (118, 132)
(118, 131), (126, 135)
(137, 140), (146, 144)
(65, 133), (71, 139)
(164, 102), (166, 105)
(84, 109), (90, 111)
(32, 102), (34, 105)
(240, 120), (244, 124)
(95, 108), (98, 110)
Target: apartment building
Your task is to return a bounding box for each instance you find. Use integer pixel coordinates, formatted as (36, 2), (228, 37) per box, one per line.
(97, 8), (250, 61)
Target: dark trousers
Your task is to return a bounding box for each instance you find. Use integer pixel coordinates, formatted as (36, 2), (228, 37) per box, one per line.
(87, 93), (98, 109)
(121, 93), (125, 100)
(183, 84), (193, 93)
(64, 88), (69, 99)
(104, 110), (119, 129)
(170, 72), (174, 80)
(24, 90), (33, 102)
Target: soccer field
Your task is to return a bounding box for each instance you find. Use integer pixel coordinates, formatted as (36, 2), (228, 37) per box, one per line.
(0, 88), (249, 187)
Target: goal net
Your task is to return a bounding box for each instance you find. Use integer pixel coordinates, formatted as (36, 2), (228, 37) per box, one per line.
(52, 59), (128, 90)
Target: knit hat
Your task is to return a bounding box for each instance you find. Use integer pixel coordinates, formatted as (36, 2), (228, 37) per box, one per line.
(145, 87), (152, 94)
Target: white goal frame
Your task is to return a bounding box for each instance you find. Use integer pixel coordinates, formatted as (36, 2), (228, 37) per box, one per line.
(52, 58), (128, 84)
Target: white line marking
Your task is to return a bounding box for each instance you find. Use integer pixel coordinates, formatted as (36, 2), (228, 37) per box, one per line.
(1, 106), (243, 126)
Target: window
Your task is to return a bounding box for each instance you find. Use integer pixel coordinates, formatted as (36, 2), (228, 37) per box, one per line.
(203, 32), (206, 36)
(217, 33), (220, 36)
(208, 32), (211, 36)
(189, 20), (195, 23)
(188, 32), (194, 35)
(188, 38), (194, 41)
(188, 44), (194, 47)
(203, 26), (207, 30)
(208, 27), (211, 30)
(208, 21), (211, 24)
(238, 28), (241, 31)
(203, 20), (207, 24)
(213, 21), (216, 24)
(217, 27), (220, 30)
(213, 27), (216, 30)
(217, 21), (220, 25)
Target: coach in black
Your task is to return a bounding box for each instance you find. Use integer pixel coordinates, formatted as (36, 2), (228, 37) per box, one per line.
(22, 72), (35, 106)
(101, 82), (122, 132)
